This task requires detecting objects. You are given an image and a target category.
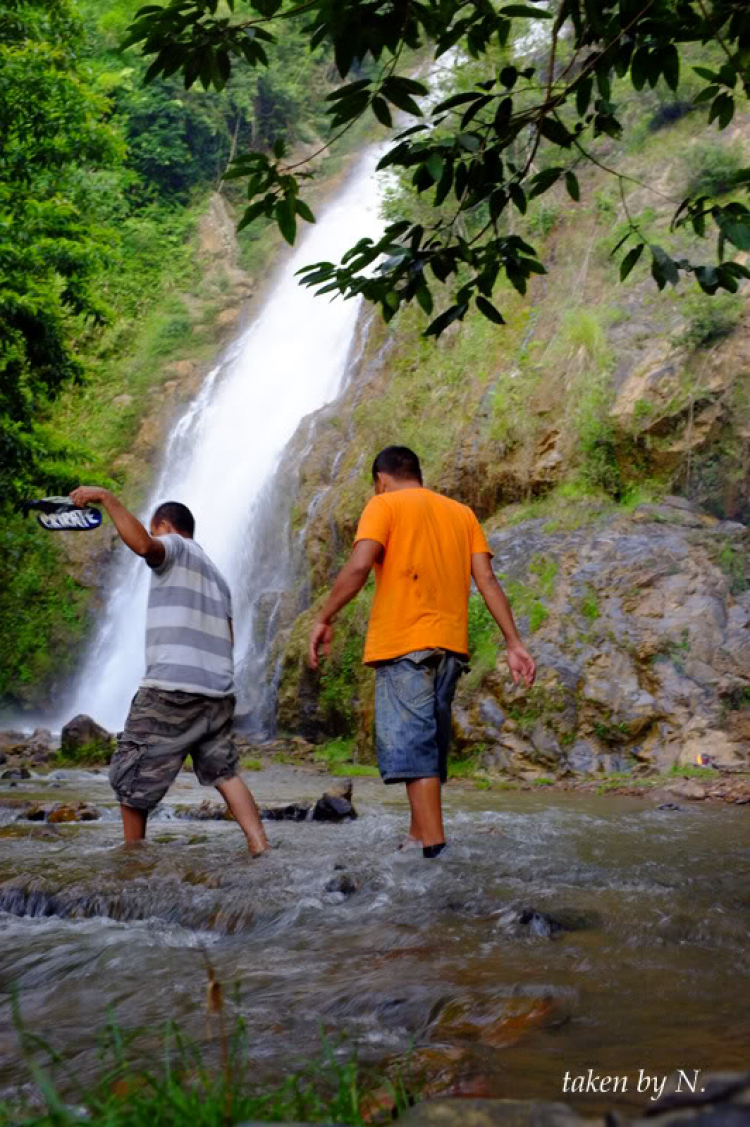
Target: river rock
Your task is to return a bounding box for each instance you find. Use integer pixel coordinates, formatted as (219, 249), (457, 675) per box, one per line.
(60, 714), (115, 762)
(664, 779), (706, 800)
(46, 802), (100, 823)
(324, 871), (360, 895)
(175, 801), (232, 821)
(1, 767), (30, 780)
(260, 803), (310, 822)
(0, 752), (6, 766)
(312, 781), (357, 822)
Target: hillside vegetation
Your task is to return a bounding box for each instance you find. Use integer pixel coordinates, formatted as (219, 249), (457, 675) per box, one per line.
(0, 0), (340, 710)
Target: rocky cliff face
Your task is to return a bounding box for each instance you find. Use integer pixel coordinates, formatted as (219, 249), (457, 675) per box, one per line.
(270, 111), (750, 775)
(454, 499), (749, 777)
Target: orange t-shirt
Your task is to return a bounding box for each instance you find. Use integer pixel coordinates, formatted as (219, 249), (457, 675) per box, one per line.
(354, 487), (492, 663)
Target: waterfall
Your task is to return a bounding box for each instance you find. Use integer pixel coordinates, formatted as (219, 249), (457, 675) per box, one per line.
(64, 145), (386, 733)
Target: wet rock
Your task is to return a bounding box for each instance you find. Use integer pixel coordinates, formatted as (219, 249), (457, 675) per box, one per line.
(311, 779), (358, 822)
(664, 780), (706, 801)
(46, 802), (100, 823)
(260, 803), (310, 822)
(1, 767), (30, 780)
(0, 752), (6, 766)
(312, 792), (358, 822)
(60, 714), (115, 762)
(23, 803), (47, 821)
(175, 801), (231, 821)
(657, 802), (683, 811)
(492, 905), (565, 939)
(325, 778), (353, 802)
(324, 871), (360, 895)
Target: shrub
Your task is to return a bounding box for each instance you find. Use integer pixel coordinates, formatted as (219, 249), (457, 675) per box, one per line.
(676, 289), (743, 350)
(685, 141), (747, 199)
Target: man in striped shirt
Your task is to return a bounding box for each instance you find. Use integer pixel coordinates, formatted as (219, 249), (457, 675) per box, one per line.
(70, 487), (268, 854)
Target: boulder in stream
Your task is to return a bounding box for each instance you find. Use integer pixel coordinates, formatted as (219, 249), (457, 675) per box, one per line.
(60, 714), (115, 763)
(313, 781), (358, 823)
(1, 767), (31, 780)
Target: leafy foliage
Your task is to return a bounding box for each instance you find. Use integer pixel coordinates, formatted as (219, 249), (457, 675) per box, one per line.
(0, 6), (124, 499)
(122, 0), (750, 335)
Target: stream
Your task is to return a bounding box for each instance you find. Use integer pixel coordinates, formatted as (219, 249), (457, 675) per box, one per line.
(1, 767), (749, 1114)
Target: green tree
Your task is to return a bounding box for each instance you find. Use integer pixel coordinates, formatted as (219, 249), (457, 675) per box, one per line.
(124, 0), (750, 335)
(0, 0), (124, 498)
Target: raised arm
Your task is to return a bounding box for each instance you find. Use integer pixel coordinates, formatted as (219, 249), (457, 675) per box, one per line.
(309, 539), (383, 670)
(471, 552), (536, 688)
(70, 487), (165, 568)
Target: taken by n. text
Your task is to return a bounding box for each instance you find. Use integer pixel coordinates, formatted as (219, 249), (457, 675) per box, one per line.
(563, 1069), (705, 1102)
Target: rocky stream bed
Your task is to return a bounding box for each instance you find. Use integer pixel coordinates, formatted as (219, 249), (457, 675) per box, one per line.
(1, 752), (749, 1120)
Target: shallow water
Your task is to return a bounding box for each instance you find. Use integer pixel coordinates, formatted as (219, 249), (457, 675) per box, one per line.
(1, 767), (749, 1113)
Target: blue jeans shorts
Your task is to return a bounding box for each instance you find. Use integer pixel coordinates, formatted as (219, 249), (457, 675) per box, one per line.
(374, 649), (468, 785)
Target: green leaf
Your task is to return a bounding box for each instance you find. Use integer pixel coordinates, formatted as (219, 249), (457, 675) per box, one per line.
(383, 87), (423, 117)
(325, 79), (372, 102)
(476, 295), (505, 324)
(529, 166), (563, 197)
(576, 76), (593, 117)
(434, 91), (483, 113)
(416, 284), (433, 315)
(294, 199), (316, 224)
(538, 117), (573, 147)
(457, 132), (481, 152)
(371, 96), (392, 127)
(709, 93), (735, 130)
(659, 45), (679, 91)
(619, 243), (644, 281)
(564, 171), (580, 201)
(499, 4), (553, 16)
(275, 196), (296, 245)
(237, 199), (269, 232)
(426, 154), (444, 183)
(424, 301), (469, 338)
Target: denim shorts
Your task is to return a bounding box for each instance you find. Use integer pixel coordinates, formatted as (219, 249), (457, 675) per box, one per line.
(374, 649), (467, 785)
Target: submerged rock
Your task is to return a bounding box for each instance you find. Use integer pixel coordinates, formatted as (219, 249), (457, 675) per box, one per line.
(324, 871), (360, 895)
(260, 803), (310, 821)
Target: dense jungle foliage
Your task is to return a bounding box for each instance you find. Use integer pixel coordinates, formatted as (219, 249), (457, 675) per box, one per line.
(0, 0), (337, 705)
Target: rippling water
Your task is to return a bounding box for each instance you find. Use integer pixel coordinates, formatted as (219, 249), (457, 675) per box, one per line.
(1, 767), (749, 1113)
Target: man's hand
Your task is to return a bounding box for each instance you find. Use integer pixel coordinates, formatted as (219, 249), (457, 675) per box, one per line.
(309, 620), (333, 671)
(70, 486), (109, 508)
(507, 643), (536, 688)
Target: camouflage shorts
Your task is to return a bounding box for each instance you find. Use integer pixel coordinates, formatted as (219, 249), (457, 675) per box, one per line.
(109, 687), (238, 812)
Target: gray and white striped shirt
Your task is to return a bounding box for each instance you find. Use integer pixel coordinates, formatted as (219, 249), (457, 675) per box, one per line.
(142, 534), (234, 697)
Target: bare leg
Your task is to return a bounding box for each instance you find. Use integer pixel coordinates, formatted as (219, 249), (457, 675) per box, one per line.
(405, 778), (445, 848)
(216, 776), (268, 856)
(121, 804), (147, 845)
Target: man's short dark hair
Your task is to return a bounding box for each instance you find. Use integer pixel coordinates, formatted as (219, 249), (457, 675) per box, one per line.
(372, 446), (423, 484)
(152, 501), (195, 537)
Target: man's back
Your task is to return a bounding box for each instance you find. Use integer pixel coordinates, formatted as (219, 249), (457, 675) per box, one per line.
(355, 487), (490, 663)
(143, 534), (234, 696)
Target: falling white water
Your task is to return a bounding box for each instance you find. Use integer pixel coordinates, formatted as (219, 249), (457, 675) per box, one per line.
(65, 146), (387, 732)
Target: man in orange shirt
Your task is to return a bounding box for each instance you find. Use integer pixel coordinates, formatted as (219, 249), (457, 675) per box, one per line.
(309, 446), (535, 858)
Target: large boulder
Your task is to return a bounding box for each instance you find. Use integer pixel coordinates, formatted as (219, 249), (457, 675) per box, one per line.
(452, 500), (750, 777)
(60, 714), (115, 764)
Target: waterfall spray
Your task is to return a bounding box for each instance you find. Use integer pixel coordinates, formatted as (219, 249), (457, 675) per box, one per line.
(64, 146), (386, 733)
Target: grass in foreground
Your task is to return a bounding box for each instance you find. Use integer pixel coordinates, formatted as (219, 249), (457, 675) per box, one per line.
(4, 977), (414, 1127)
